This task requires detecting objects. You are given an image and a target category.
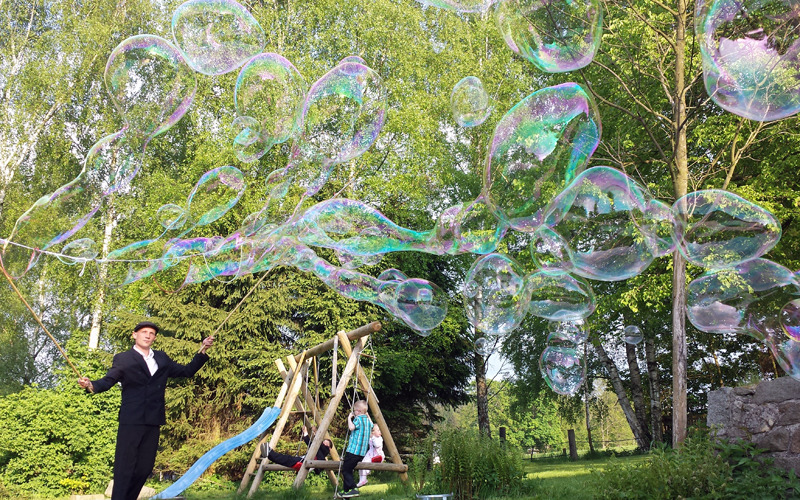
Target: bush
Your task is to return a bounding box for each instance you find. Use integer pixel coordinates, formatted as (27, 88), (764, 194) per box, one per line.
(436, 429), (525, 499)
(0, 381), (119, 497)
(592, 430), (800, 499)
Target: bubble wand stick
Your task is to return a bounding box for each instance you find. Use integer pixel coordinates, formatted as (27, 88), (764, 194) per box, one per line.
(0, 253), (83, 379)
(202, 269), (272, 353)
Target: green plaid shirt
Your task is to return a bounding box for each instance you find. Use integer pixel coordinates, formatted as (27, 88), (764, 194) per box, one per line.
(346, 414), (372, 456)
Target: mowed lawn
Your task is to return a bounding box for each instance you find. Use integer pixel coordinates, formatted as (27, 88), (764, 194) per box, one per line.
(525, 453), (648, 499)
(173, 452), (648, 500)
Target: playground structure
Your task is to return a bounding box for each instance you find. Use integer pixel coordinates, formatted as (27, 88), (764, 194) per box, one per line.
(238, 321), (409, 496)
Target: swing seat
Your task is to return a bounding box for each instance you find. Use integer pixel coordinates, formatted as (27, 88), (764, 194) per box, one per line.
(304, 460), (408, 472)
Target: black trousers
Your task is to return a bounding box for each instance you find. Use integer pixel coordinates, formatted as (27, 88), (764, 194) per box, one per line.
(341, 452), (364, 491)
(267, 449), (302, 468)
(113, 424), (160, 500)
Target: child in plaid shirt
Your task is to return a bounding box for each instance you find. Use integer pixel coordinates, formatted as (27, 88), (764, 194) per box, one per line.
(336, 399), (372, 498)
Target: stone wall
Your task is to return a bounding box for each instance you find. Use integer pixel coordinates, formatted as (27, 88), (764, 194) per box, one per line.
(707, 376), (800, 472)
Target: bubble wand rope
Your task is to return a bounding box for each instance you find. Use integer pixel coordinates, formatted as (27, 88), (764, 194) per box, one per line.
(202, 268), (273, 353)
(0, 254), (82, 379)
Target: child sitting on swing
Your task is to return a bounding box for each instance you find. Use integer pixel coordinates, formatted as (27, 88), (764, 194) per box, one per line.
(357, 426), (383, 487)
(260, 425), (332, 474)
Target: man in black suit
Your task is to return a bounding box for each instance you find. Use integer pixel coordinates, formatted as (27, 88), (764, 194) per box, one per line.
(78, 321), (214, 500)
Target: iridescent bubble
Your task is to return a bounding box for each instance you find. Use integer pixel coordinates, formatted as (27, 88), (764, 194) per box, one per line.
(57, 239), (99, 265)
(484, 83), (600, 232)
(451, 76), (491, 127)
(416, 0), (497, 13)
(394, 278), (449, 333)
(780, 299), (800, 342)
(231, 116), (271, 163)
(546, 329), (576, 347)
(686, 258), (799, 335)
(475, 336), (491, 356)
(235, 53), (307, 152)
(623, 325), (643, 345)
(543, 166), (656, 281)
(157, 204), (188, 230)
(539, 345), (585, 395)
(643, 199), (676, 258)
(378, 268), (408, 282)
(105, 35), (197, 140)
(1, 131), (145, 276)
(527, 270), (595, 321)
(457, 197), (507, 255)
(530, 226), (574, 274)
(297, 199), (427, 255)
(185, 166), (246, 227)
(696, 0), (800, 121)
(495, 0), (602, 72)
(672, 189), (781, 269)
(171, 0), (265, 76)
(764, 330), (800, 381)
(463, 253), (532, 335)
(298, 57), (387, 164)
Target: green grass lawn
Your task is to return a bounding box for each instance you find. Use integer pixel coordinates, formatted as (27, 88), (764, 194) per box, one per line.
(169, 452), (648, 500)
(524, 454), (648, 499)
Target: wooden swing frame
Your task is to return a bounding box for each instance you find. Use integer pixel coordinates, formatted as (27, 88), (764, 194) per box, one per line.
(238, 321), (408, 496)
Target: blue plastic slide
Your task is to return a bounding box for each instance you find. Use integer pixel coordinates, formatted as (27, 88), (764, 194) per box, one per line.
(151, 406), (282, 499)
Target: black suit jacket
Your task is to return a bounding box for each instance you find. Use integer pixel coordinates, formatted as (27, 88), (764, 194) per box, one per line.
(91, 349), (209, 426)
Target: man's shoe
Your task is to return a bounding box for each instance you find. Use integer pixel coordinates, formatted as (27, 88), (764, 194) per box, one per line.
(259, 442), (271, 458)
(340, 489), (360, 498)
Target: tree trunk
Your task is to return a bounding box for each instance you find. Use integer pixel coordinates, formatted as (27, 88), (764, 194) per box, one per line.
(475, 349), (490, 437)
(594, 341), (649, 449)
(625, 343), (651, 445)
(671, 0), (691, 447)
(88, 198), (116, 349)
(584, 341), (594, 453)
(645, 336), (664, 444)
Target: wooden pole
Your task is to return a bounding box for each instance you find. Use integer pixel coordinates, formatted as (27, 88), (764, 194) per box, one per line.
(285, 354), (340, 485)
(296, 321), (380, 362)
(336, 331), (408, 483)
(0, 255), (81, 378)
(238, 374), (291, 494)
(293, 336), (367, 489)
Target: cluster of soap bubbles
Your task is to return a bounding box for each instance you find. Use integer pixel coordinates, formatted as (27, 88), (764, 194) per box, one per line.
(3, 0), (800, 398)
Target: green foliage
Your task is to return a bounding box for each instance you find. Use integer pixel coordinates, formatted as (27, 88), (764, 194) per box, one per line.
(0, 380), (119, 497)
(592, 431), (800, 499)
(437, 428), (524, 500)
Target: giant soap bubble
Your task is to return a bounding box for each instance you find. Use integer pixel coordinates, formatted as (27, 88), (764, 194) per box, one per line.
(686, 258), (799, 336)
(416, 0), (497, 13)
(234, 53), (307, 162)
(696, 0), (800, 121)
(542, 166), (656, 281)
(672, 189), (781, 269)
(539, 344), (585, 395)
(451, 76), (492, 127)
(527, 271), (596, 321)
(484, 83), (600, 232)
(105, 35), (197, 140)
(1, 132), (146, 277)
(464, 253), (532, 334)
(297, 56), (387, 165)
(495, 0), (602, 72)
(172, 0), (265, 76)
